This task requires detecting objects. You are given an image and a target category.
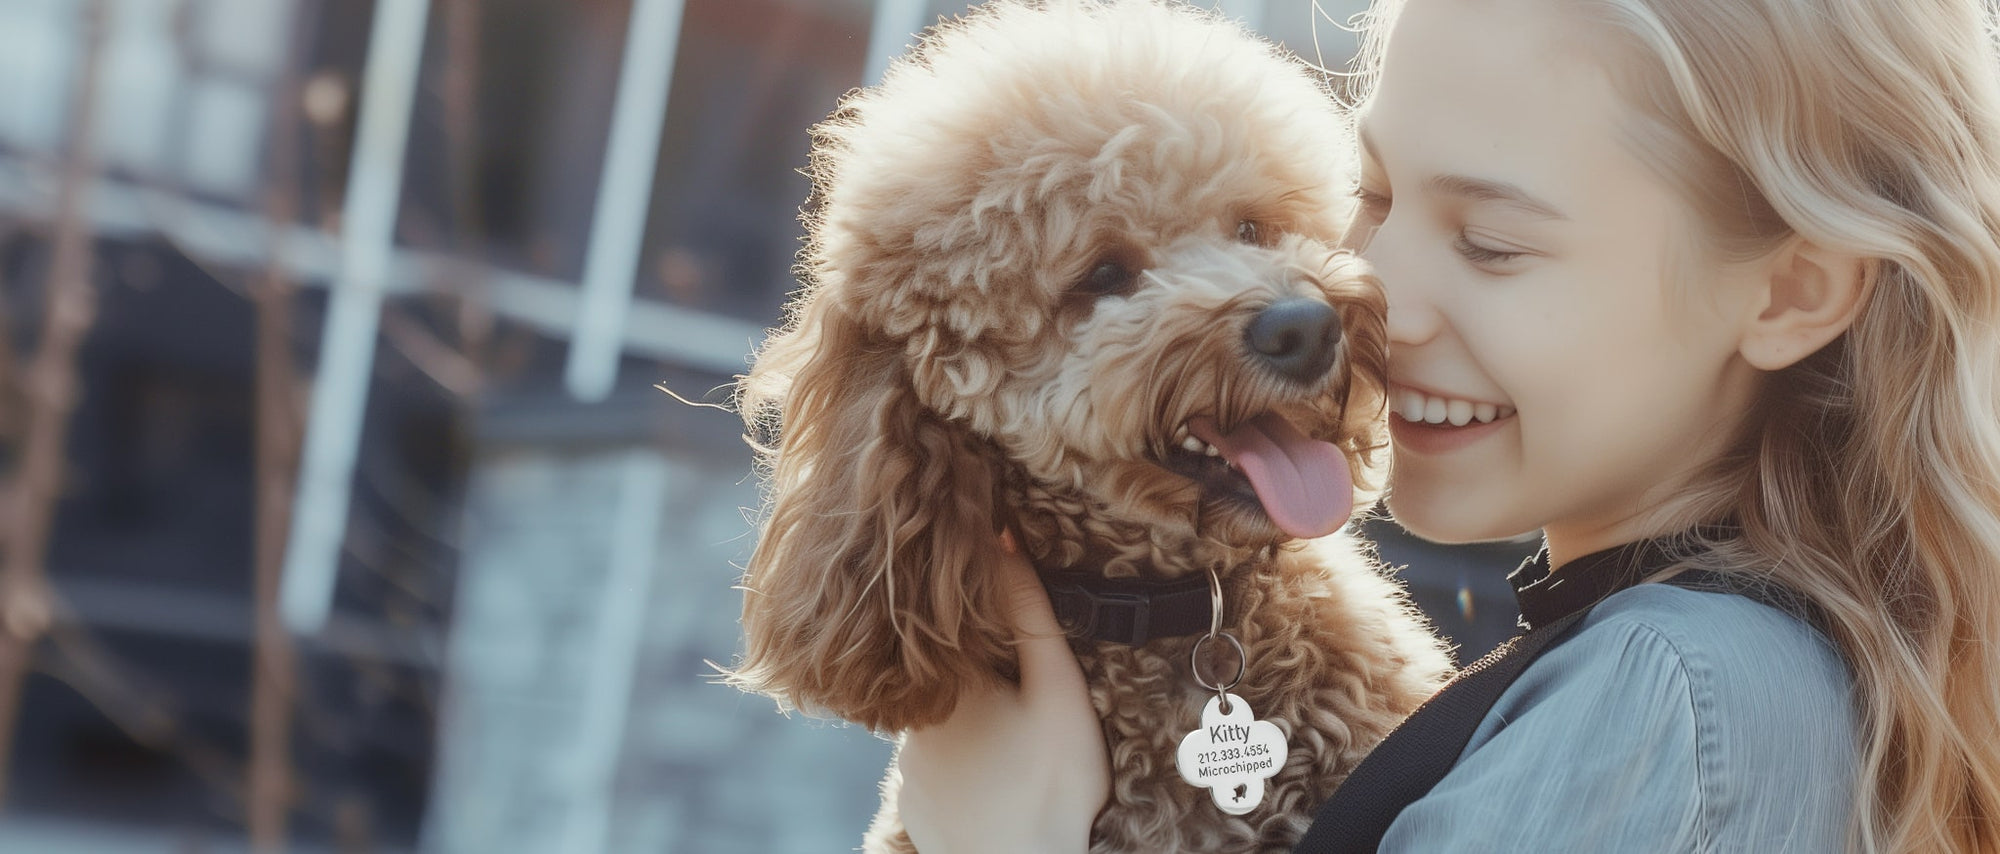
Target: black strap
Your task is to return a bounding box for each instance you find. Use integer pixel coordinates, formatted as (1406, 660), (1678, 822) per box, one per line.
(1043, 570), (1216, 646)
(1291, 570), (1816, 853)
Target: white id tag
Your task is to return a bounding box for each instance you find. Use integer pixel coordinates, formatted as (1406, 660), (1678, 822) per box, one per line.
(1175, 692), (1288, 814)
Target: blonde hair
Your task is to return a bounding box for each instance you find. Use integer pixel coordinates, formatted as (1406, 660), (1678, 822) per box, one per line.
(1346, 0), (2000, 850)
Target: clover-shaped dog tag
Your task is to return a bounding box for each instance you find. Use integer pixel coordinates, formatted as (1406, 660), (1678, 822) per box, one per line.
(1175, 692), (1288, 815)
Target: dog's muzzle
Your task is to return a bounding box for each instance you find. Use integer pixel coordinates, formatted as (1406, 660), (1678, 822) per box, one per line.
(1246, 297), (1342, 383)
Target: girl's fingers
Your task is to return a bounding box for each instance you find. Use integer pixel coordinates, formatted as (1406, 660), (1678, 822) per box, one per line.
(893, 530), (1107, 854)
(993, 531), (1085, 696)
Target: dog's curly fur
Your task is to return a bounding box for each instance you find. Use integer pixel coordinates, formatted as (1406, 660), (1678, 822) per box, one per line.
(729, 1), (1454, 850)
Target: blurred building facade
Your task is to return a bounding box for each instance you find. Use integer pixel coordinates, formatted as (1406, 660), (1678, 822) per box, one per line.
(0, 1), (1530, 852)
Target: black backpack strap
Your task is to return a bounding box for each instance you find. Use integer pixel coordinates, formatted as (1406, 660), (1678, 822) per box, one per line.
(1290, 607), (1593, 854)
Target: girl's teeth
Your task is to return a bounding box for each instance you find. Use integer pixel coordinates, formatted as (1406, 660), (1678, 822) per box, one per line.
(1396, 390), (1513, 425)
(1399, 389), (1426, 420)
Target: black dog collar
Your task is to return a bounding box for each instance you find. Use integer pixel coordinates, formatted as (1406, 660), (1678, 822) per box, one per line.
(1042, 570), (1217, 646)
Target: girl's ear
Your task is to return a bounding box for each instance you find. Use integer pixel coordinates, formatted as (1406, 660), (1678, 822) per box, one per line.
(729, 300), (1015, 733)
(1736, 238), (1875, 371)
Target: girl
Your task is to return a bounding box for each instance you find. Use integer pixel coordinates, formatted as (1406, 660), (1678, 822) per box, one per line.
(896, 0), (2000, 850)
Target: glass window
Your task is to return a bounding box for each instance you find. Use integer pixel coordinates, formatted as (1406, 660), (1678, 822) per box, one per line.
(636, 0), (874, 323)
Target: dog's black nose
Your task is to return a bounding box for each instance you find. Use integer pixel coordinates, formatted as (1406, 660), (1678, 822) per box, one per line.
(1245, 298), (1342, 382)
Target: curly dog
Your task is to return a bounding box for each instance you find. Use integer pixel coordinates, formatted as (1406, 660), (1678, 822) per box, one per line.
(730, 1), (1452, 850)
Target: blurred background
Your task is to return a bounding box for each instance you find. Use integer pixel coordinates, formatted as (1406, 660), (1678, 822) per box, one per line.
(0, 0), (1535, 851)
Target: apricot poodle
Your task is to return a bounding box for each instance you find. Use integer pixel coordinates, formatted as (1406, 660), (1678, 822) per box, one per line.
(730, 1), (1452, 850)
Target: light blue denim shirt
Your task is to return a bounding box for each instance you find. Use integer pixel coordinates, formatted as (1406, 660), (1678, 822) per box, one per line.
(1380, 582), (1861, 852)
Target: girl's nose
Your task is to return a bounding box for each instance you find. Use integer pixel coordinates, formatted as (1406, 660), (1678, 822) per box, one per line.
(1360, 227), (1442, 347)
(1385, 285), (1443, 346)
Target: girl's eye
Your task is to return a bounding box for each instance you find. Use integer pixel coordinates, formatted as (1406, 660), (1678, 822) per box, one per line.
(1353, 187), (1391, 219)
(1344, 188), (1390, 250)
(1454, 233), (1529, 266)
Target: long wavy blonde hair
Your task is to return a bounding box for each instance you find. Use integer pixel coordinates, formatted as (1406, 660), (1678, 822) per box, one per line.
(1345, 0), (2000, 849)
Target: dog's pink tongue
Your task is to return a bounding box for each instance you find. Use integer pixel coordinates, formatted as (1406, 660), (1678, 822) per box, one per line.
(1189, 413), (1352, 539)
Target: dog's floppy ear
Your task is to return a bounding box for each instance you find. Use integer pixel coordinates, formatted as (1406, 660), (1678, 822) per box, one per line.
(729, 292), (1015, 732)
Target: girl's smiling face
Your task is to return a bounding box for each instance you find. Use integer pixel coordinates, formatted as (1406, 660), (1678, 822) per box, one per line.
(1355, 0), (1768, 566)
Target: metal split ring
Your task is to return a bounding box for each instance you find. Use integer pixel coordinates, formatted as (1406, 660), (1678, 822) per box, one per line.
(1206, 566), (1224, 637)
(1189, 630), (1247, 712)
(1193, 568), (1245, 713)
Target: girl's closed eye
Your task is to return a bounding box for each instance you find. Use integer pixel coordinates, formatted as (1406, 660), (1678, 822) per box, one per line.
(1354, 185), (1392, 216)
(1347, 185), (1392, 250)
(1453, 228), (1533, 268)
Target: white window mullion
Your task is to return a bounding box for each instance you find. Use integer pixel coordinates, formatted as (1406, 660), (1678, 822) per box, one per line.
(563, 0), (688, 402)
(280, 0), (432, 635)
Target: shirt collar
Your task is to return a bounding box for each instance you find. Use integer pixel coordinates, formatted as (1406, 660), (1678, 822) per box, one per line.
(1506, 527), (1726, 632)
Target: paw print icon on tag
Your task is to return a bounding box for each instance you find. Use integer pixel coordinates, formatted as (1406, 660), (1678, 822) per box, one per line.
(1175, 692), (1289, 815)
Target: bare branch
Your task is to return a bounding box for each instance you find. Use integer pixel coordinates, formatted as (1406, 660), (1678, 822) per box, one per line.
(442, 0), (495, 361)
(248, 4), (313, 848)
(382, 307), (483, 398)
(0, 0), (111, 807)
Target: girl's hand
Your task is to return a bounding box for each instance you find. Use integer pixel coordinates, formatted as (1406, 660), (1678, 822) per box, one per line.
(896, 531), (1110, 854)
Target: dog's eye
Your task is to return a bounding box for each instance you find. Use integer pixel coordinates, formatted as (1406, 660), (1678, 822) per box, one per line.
(1236, 220), (1265, 245)
(1075, 260), (1138, 299)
